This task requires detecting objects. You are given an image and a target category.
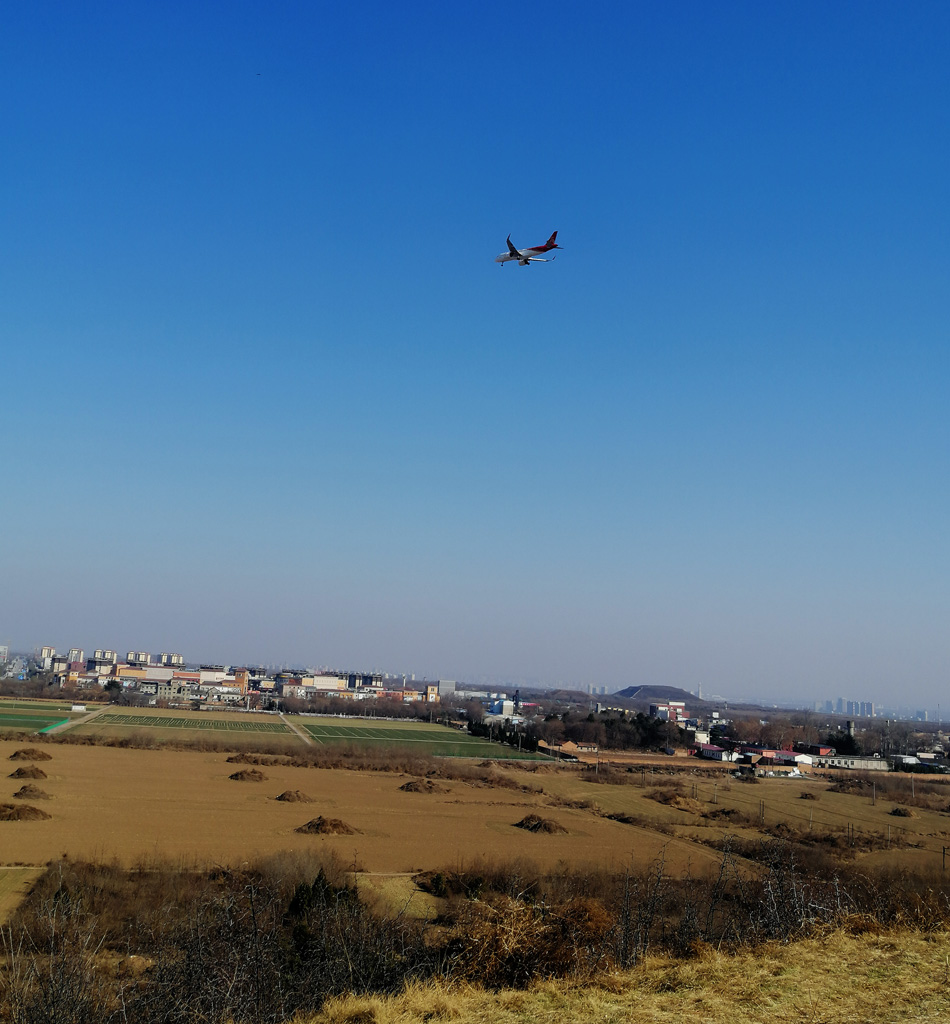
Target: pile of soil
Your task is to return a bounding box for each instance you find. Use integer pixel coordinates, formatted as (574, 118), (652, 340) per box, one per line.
(399, 778), (448, 794)
(9, 748), (52, 761)
(229, 769), (266, 782)
(275, 790), (313, 803)
(295, 816), (358, 835)
(513, 814), (568, 834)
(13, 785), (51, 800)
(9, 766), (47, 780)
(799, 791), (819, 800)
(890, 806), (916, 817)
(0, 802), (51, 821)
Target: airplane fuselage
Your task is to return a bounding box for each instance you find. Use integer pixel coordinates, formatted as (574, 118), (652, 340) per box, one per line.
(495, 247), (547, 265)
(495, 231), (560, 265)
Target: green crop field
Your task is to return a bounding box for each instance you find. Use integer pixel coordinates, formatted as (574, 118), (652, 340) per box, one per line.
(0, 707), (76, 733)
(87, 713), (290, 734)
(0, 700), (78, 712)
(297, 718), (544, 759)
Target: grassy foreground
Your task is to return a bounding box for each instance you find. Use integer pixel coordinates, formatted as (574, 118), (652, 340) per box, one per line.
(309, 930), (950, 1024)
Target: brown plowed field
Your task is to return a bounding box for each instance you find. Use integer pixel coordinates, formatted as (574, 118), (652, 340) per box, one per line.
(3, 738), (949, 878)
(0, 740), (722, 874)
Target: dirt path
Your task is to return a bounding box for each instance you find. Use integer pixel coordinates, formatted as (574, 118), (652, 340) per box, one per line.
(44, 704), (111, 735)
(279, 713), (315, 745)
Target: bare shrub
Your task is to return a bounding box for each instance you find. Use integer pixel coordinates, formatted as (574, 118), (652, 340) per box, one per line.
(513, 814), (567, 834)
(399, 779), (448, 794)
(646, 785), (703, 814)
(703, 806), (756, 825)
(8, 767), (46, 780)
(228, 768), (266, 782)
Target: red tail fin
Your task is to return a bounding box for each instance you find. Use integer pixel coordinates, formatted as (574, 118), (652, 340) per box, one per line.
(546, 231), (558, 246)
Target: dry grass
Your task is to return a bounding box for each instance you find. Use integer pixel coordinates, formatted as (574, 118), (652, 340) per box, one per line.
(302, 930), (950, 1024)
(0, 867), (44, 924)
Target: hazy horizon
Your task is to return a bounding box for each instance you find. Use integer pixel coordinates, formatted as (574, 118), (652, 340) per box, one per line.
(3, 3), (948, 709)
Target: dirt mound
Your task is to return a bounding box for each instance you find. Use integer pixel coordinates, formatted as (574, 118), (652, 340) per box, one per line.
(295, 816), (358, 835)
(9, 766), (47, 780)
(399, 778), (448, 794)
(513, 814), (567, 834)
(13, 785), (51, 800)
(275, 790), (313, 803)
(0, 802), (51, 821)
(229, 769), (266, 782)
(890, 806), (916, 817)
(9, 748), (52, 761)
(799, 791), (819, 800)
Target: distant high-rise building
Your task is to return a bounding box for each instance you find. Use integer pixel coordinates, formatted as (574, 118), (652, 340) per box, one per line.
(94, 650), (118, 664)
(68, 648), (84, 664)
(0, 644), (9, 662)
(159, 653), (185, 667)
(127, 651), (150, 665)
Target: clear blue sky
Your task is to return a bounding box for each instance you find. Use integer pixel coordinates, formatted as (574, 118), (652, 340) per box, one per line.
(3, 2), (948, 706)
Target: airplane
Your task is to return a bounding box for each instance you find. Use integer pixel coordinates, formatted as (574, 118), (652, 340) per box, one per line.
(495, 231), (561, 266)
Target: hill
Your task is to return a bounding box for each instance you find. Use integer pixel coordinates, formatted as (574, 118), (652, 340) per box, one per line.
(611, 684), (701, 707)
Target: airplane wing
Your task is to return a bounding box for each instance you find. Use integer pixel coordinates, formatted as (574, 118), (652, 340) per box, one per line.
(506, 235), (521, 257)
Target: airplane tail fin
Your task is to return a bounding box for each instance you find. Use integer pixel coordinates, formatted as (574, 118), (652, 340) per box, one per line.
(545, 230), (559, 248)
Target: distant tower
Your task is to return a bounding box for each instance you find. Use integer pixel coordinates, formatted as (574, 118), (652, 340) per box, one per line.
(697, 680), (703, 701)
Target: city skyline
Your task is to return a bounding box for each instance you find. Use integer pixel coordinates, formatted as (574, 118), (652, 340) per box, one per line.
(3, 2), (949, 708)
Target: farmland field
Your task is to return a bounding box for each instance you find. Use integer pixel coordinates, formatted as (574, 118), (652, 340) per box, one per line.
(66, 706), (543, 759)
(67, 705), (296, 745)
(91, 712), (289, 733)
(298, 717), (542, 758)
(3, 734), (950, 879)
(0, 738), (697, 873)
(0, 698), (85, 733)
